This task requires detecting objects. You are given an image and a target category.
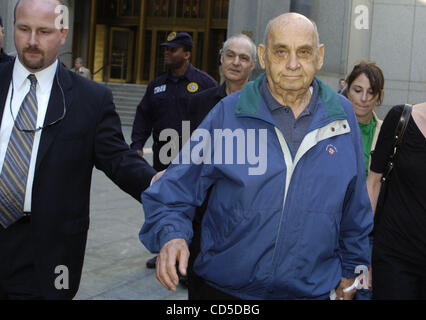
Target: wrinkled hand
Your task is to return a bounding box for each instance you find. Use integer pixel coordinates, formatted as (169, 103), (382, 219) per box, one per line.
(335, 277), (356, 300)
(151, 170), (166, 185)
(156, 238), (189, 291)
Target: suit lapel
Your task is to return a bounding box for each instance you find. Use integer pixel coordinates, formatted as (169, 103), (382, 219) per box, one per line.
(0, 61), (15, 125)
(35, 63), (73, 172)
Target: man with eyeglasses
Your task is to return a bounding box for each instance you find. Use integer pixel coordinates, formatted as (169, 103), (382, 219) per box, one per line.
(131, 31), (217, 270)
(0, 16), (14, 64)
(0, 0), (157, 300)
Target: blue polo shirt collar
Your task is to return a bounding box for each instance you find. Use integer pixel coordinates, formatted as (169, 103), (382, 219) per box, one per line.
(260, 76), (318, 117)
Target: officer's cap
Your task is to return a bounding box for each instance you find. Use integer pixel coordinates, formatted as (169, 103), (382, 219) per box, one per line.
(161, 32), (193, 49)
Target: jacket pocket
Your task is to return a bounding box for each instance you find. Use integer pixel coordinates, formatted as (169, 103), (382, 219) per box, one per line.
(298, 210), (339, 260)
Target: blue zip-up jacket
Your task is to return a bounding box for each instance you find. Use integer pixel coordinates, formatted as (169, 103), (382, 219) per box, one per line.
(140, 74), (373, 300)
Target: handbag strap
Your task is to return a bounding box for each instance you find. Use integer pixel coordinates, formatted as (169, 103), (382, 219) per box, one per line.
(381, 104), (413, 183)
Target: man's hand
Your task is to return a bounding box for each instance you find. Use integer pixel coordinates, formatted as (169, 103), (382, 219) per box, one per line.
(335, 277), (357, 300)
(137, 149), (144, 158)
(156, 238), (189, 291)
(151, 170), (166, 185)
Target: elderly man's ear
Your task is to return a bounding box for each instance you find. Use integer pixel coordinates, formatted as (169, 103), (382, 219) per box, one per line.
(257, 44), (267, 70)
(316, 44), (325, 70)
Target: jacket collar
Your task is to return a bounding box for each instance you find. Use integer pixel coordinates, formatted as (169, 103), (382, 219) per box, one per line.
(167, 63), (194, 82)
(235, 72), (347, 127)
(217, 82), (227, 99)
(35, 61), (73, 172)
(0, 60), (15, 123)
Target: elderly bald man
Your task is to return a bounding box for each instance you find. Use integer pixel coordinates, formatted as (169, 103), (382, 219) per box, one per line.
(139, 12), (373, 300)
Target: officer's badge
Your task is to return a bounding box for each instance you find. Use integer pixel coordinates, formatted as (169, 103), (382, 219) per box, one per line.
(187, 82), (199, 93)
(167, 32), (177, 42)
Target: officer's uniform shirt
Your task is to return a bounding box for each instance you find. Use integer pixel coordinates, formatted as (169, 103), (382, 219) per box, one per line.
(131, 64), (217, 171)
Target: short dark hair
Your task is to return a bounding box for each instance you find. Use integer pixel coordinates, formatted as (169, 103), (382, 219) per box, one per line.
(14, 0), (65, 21)
(343, 61), (385, 106)
(0, 16), (3, 27)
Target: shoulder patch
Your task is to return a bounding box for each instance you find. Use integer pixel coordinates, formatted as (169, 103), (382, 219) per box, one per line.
(154, 85), (167, 94)
(187, 82), (199, 93)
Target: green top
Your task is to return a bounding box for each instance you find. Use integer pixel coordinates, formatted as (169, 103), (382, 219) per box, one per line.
(358, 116), (377, 178)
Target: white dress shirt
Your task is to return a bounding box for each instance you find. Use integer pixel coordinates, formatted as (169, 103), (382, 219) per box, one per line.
(0, 58), (58, 212)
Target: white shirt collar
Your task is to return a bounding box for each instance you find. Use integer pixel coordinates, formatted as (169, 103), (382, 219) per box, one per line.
(13, 58), (58, 94)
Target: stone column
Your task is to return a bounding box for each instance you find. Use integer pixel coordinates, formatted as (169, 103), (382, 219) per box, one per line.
(1, 0), (19, 56)
(346, 0), (373, 76)
(370, 0), (426, 115)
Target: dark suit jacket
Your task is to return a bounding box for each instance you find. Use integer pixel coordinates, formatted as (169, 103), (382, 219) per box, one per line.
(0, 49), (14, 64)
(0, 61), (156, 299)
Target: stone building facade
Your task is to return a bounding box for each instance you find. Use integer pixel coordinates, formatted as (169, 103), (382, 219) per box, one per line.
(1, 0), (425, 116)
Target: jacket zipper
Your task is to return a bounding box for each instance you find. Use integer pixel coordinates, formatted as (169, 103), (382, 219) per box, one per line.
(268, 120), (351, 291)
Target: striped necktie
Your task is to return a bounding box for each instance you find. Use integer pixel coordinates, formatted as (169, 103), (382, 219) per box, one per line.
(0, 74), (38, 228)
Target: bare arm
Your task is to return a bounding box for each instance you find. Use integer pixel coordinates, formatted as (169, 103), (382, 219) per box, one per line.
(366, 171), (383, 217)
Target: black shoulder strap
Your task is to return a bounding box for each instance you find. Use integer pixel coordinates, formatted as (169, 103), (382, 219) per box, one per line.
(381, 104), (412, 183)
(392, 104), (412, 150)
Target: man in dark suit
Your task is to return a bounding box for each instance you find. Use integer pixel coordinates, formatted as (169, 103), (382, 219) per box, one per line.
(185, 34), (256, 299)
(0, 16), (14, 64)
(0, 0), (157, 300)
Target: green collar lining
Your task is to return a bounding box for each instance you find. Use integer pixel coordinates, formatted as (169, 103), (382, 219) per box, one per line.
(235, 73), (347, 120)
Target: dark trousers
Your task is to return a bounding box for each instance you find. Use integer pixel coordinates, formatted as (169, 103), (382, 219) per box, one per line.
(372, 244), (426, 300)
(0, 217), (43, 300)
(188, 272), (240, 300)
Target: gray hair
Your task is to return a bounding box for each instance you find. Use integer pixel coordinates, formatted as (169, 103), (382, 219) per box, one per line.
(222, 34), (257, 62)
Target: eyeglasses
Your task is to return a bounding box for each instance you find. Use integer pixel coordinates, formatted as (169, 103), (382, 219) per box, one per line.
(9, 74), (66, 133)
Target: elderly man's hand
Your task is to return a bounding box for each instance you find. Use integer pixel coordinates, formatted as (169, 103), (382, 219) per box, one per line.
(335, 277), (357, 300)
(156, 238), (189, 291)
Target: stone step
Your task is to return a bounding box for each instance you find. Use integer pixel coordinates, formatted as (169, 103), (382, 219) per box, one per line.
(99, 82), (147, 127)
(113, 94), (143, 100)
(113, 97), (141, 104)
(114, 106), (137, 112)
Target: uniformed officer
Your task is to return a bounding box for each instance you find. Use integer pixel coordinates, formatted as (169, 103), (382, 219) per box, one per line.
(131, 32), (218, 172)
